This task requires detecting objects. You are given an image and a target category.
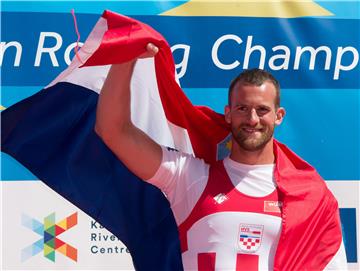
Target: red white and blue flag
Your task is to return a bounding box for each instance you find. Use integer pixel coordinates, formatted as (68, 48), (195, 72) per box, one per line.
(1, 10), (346, 270)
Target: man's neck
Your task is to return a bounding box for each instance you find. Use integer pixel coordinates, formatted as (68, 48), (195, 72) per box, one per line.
(229, 140), (275, 165)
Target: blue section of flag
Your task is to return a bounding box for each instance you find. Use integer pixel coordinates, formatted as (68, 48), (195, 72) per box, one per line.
(2, 12), (359, 88)
(339, 208), (358, 263)
(1, 82), (183, 270)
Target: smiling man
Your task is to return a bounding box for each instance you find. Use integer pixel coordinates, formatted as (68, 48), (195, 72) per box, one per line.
(225, 70), (285, 162)
(95, 43), (347, 270)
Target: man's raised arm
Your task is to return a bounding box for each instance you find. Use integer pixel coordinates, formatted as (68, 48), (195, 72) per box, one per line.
(95, 43), (162, 180)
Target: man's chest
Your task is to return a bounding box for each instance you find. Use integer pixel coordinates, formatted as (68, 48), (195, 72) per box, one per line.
(182, 211), (282, 270)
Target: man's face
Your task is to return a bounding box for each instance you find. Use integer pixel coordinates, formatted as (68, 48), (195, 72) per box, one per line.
(225, 81), (285, 152)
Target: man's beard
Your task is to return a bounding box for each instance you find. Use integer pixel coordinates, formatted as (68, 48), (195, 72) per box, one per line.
(231, 124), (275, 151)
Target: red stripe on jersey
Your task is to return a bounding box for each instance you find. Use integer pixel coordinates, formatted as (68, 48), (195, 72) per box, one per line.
(236, 254), (259, 271)
(198, 252), (216, 271)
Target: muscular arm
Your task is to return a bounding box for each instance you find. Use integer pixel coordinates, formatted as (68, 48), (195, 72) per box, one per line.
(94, 44), (162, 180)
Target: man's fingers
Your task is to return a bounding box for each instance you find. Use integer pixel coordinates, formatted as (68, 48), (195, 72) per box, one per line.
(147, 43), (159, 56)
(139, 43), (159, 59)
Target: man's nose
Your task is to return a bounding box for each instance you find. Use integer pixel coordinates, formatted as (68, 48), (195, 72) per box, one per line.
(247, 108), (260, 126)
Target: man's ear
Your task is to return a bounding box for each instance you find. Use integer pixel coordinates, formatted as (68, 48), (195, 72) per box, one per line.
(225, 105), (231, 124)
(275, 107), (286, 126)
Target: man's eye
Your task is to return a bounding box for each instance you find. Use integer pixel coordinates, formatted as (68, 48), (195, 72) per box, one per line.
(257, 107), (269, 115)
(238, 106), (247, 112)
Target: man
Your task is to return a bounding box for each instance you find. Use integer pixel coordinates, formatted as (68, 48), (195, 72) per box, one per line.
(95, 43), (347, 270)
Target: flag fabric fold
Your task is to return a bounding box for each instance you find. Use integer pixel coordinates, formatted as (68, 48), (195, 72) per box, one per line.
(1, 10), (344, 270)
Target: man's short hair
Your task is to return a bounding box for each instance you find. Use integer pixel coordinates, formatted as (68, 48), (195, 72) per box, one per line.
(228, 68), (281, 108)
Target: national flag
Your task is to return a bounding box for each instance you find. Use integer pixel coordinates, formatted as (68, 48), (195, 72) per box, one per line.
(1, 10), (346, 270)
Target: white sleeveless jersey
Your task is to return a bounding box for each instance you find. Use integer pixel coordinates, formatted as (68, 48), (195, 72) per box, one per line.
(148, 147), (282, 270)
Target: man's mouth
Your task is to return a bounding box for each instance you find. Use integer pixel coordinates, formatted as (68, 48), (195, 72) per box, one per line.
(241, 127), (263, 133)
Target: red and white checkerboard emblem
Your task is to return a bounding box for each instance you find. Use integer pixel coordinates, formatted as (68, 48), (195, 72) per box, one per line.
(238, 224), (264, 253)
